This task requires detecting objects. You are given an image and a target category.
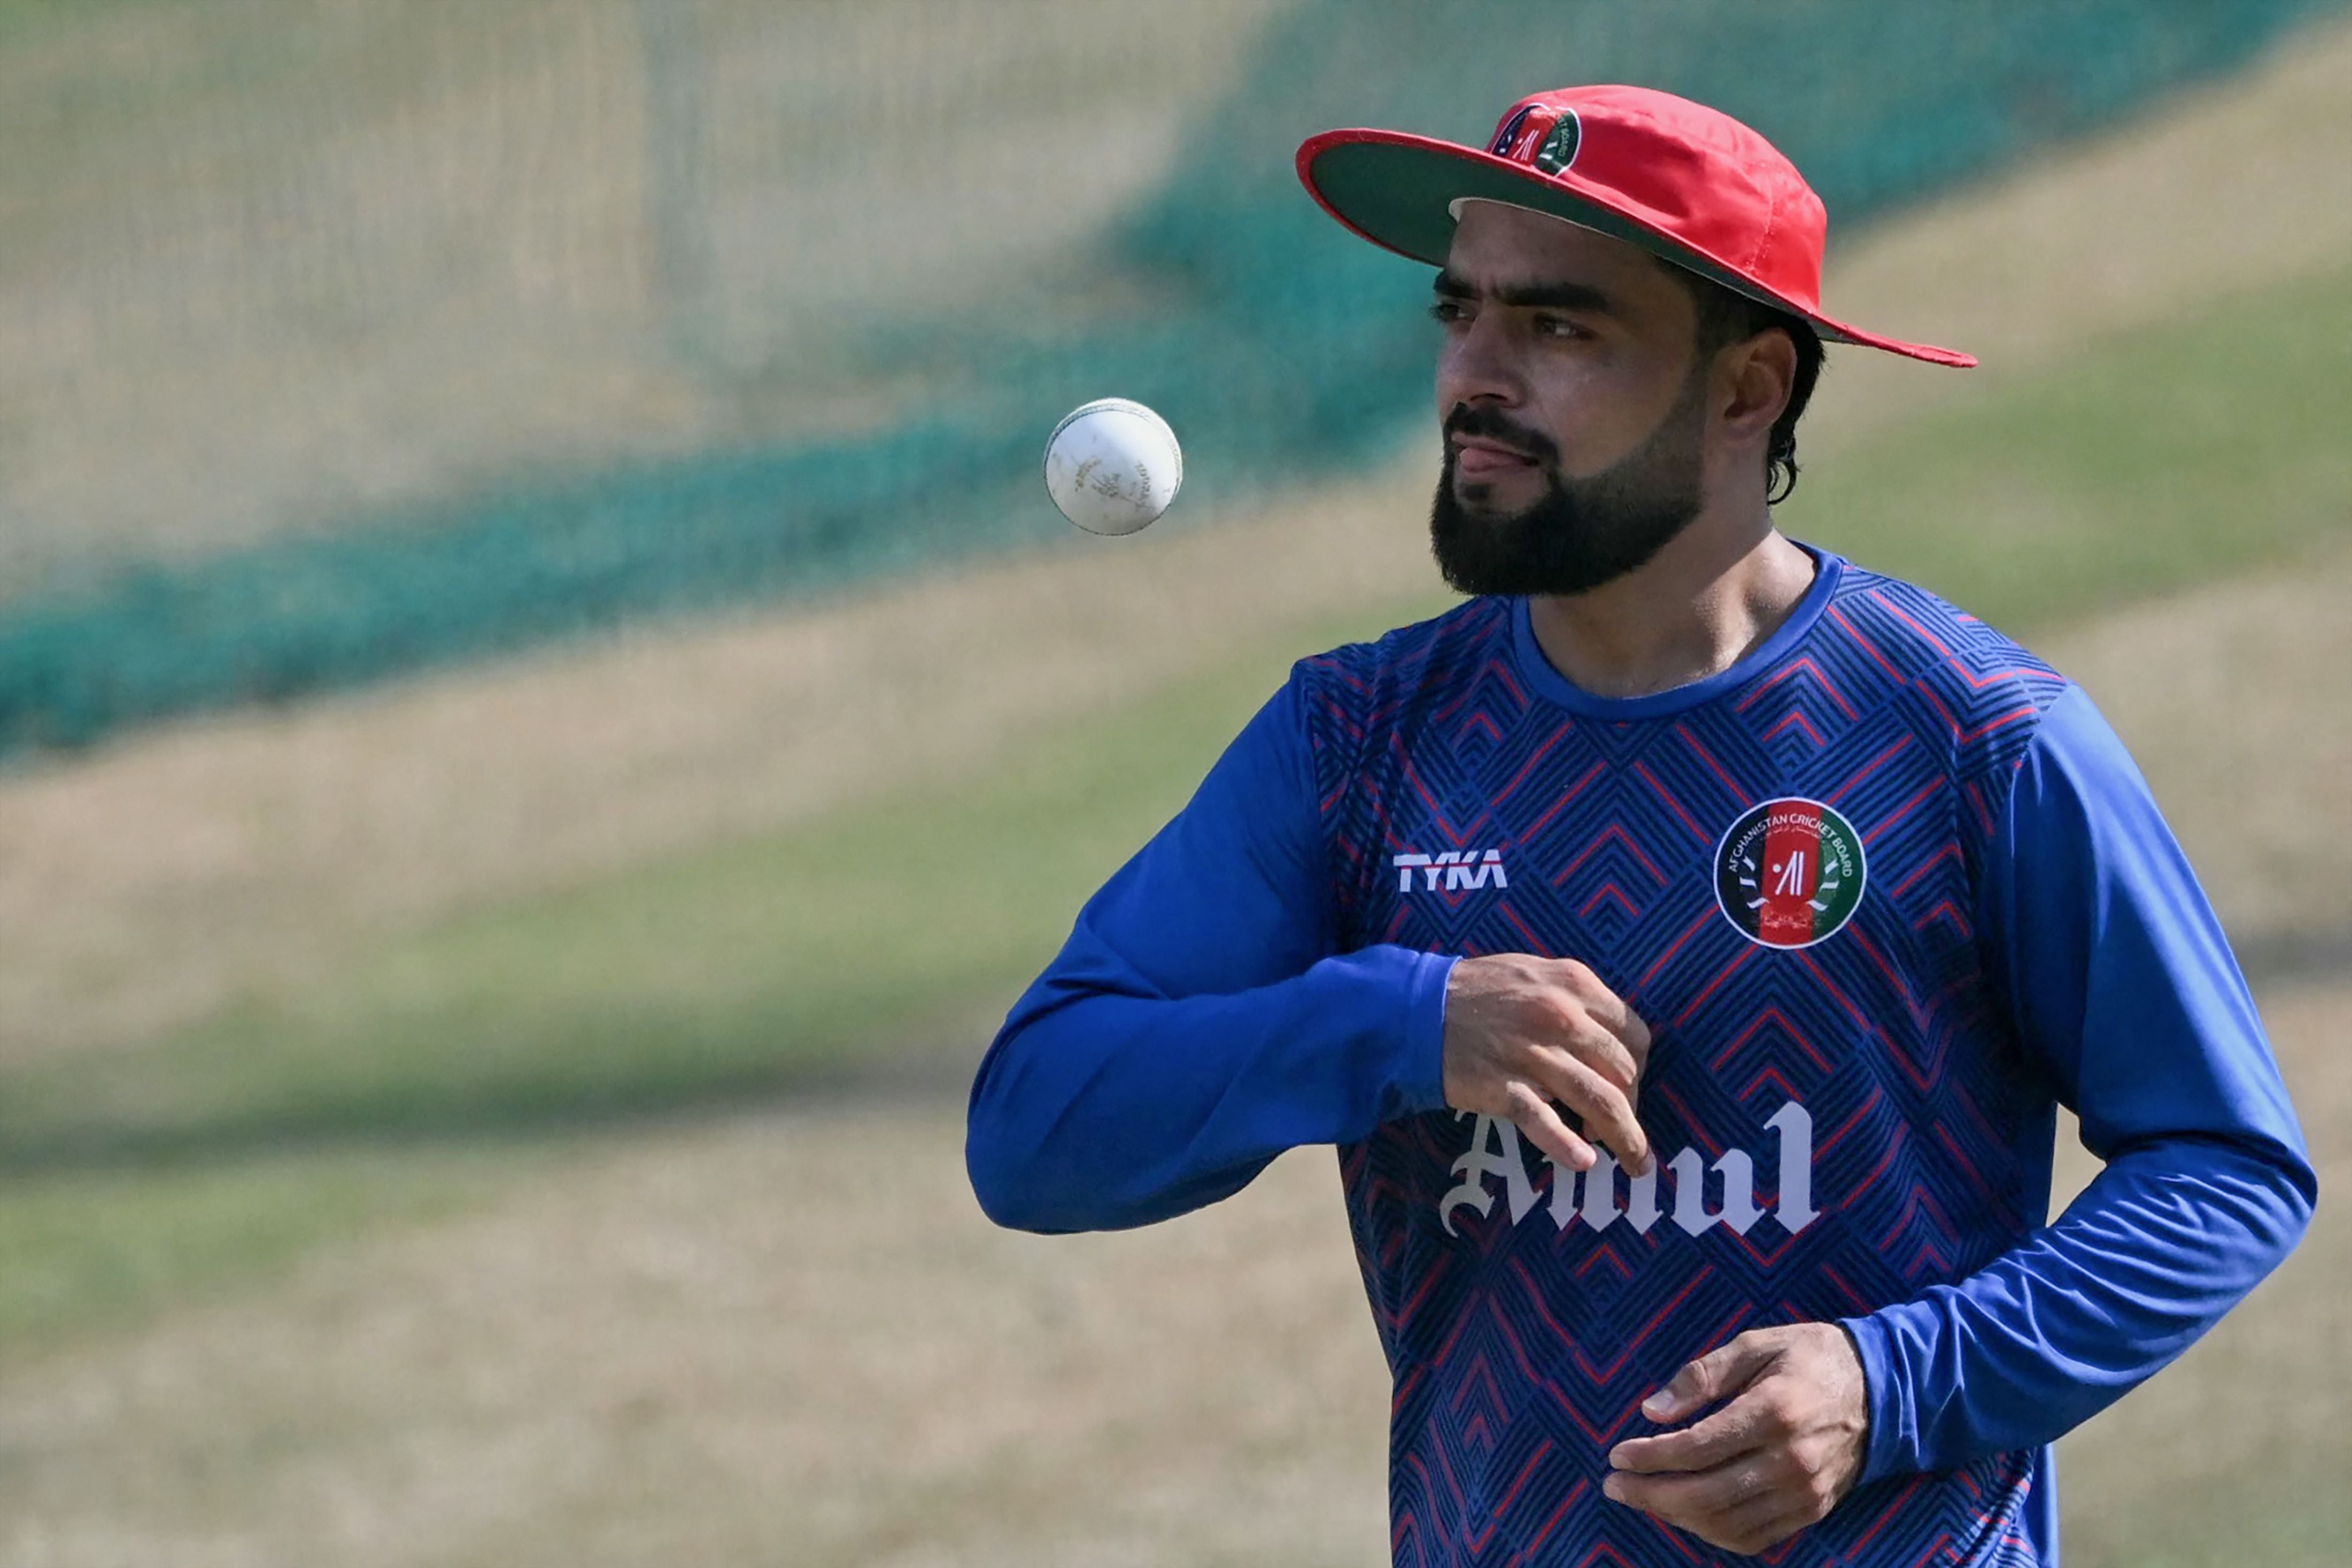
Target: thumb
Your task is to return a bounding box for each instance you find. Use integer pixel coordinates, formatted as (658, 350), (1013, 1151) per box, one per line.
(1642, 1330), (1778, 1423)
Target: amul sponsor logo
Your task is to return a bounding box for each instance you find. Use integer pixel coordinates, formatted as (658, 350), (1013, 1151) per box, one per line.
(1440, 1103), (1817, 1239)
(1392, 849), (1510, 892)
(1713, 797), (1866, 949)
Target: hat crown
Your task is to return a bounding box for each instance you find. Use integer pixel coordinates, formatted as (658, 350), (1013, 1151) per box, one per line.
(1483, 86), (1828, 314)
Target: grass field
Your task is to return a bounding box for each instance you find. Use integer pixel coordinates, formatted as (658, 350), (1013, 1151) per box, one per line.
(0, 14), (2348, 1564)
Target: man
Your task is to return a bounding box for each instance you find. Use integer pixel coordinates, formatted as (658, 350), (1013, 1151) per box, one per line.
(965, 86), (2314, 1565)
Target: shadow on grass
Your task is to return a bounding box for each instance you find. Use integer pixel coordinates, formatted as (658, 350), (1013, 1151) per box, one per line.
(0, 1026), (991, 1182)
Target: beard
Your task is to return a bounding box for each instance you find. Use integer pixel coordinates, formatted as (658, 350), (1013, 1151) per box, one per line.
(1429, 369), (1709, 598)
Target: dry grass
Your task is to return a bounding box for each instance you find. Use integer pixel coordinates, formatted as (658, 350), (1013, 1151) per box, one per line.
(6, 11), (2352, 1069)
(2041, 556), (2352, 945)
(0, 1113), (1390, 1568)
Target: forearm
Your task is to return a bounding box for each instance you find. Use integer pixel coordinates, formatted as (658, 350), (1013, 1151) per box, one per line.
(1844, 1135), (2315, 1480)
(966, 942), (1456, 1233)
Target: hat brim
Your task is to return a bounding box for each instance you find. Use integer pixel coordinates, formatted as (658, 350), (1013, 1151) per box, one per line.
(1297, 128), (1975, 368)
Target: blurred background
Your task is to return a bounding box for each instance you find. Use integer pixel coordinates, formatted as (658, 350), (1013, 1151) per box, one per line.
(0, 1), (2346, 1562)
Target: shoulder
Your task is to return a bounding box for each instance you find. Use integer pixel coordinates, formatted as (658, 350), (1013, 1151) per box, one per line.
(1294, 595), (1512, 729)
(1823, 564), (2071, 783)
(1290, 596), (1512, 791)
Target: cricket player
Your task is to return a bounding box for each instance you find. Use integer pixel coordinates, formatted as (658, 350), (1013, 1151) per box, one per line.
(965, 86), (2315, 1565)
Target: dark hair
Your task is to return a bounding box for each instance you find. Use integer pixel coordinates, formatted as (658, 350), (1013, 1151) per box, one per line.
(1667, 266), (1825, 505)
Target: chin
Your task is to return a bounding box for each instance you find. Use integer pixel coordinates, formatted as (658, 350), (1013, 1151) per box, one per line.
(1453, 474), (1543, 518)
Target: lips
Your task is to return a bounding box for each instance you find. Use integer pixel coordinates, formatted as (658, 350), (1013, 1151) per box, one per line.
(1451, 437), (1539, 478)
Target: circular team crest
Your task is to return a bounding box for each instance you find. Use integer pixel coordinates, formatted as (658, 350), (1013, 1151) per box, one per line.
(1713, 797), (1867, 950)
(1532, 110), (1582, 174)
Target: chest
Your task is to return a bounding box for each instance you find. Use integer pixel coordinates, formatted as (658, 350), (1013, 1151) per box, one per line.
(1328, 693), (1992, 1093)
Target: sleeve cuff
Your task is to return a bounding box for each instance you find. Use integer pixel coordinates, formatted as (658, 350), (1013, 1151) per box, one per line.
(1399, 949), (1460, 1117)
(1840, 1309), (1916, 1486)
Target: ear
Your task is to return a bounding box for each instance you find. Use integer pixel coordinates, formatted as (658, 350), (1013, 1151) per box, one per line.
(1715, 328), (1797, 447)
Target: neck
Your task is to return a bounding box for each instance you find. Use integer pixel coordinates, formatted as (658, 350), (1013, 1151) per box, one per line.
(1524, 505), (1816, 700)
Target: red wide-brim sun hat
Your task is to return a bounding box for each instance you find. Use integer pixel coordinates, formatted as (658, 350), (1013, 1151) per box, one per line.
(1297, 84), (1974, 368)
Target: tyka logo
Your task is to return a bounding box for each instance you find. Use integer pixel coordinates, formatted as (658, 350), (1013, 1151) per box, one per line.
(1713, 797), (1867, 949)
(1393, 849), (1509, 892)
(1438, 1103), (1817, 1240)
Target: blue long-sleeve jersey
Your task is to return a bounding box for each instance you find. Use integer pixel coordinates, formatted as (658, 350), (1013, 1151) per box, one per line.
(967, 547), (2314, 1566)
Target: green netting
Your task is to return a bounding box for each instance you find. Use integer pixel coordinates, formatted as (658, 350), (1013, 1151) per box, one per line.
(1, 0), (2342, 755)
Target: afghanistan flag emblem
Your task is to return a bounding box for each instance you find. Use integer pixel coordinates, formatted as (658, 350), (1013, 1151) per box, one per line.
(1713, 797), (1867, 950)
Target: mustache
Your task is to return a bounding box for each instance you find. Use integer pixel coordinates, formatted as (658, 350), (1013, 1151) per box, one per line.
(1443, 404), (1560, 467)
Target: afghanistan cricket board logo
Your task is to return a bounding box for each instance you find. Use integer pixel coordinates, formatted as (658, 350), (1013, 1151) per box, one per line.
(1713, 797), (1867, 950)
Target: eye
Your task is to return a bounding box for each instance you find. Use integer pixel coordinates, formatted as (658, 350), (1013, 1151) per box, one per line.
(1428, 299), (1467, 325)
(1531, 313), (1588, 340)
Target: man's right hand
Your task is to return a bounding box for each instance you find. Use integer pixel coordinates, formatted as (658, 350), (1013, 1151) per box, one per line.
(1442, 954), (1653, 1175)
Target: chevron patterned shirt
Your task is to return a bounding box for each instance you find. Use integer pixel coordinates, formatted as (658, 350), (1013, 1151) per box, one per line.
(968, 546), (2312, 1567)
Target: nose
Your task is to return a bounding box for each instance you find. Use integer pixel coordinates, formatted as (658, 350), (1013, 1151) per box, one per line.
(1436, 308), (1527, 419)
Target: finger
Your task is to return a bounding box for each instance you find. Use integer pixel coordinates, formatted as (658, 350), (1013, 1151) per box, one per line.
(1553, 962), (1654, 1070)
(1608, 1391), (1778, 1474)
(1527, 976), (1640, 1091)
(1603, 1454), (1778, 1525)
(1606, 1465), (1814, 1557)
(1699, 1492), (1814, 1557)
(1503, 1081), (1596, 1172)
(1620, 1007), (1654, 1073)
(1528, 1048), (1651, 1174)
(1641, 1330), (1782, 1424)
(1549, 1006), (1642, 1093)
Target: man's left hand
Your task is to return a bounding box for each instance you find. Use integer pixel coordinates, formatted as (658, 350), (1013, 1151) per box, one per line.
(1603, 1324), (1870, 1556)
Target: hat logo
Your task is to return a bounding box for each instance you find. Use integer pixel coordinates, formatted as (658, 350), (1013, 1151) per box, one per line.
(1486, 104), (1539, 159)
(1532, 110), (1581, 175)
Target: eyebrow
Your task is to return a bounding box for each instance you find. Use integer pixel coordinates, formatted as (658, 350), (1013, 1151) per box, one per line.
(1432, 270), (1621, 315)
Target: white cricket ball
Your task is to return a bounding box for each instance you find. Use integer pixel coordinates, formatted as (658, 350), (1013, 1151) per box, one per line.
(1042, 397), (1183, 535)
